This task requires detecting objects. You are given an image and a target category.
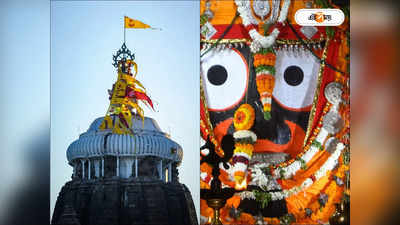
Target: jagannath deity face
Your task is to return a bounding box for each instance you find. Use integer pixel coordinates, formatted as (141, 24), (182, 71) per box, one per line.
(201, 44), (321, 157)
(200, 0), (350, 223)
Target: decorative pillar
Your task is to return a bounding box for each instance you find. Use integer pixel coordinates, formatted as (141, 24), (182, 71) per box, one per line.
(72, 163), (76, 178)
(135, 157), (138, 177)
(162, 164), (166, 182)
(116, 156), (120, 177)
(126, 157), (134, 178)
(94, 159), (100, 178)
(158, 159), (163, 180)
(88, 159), (91, 180)
(81, 159), (85, 179)
(101, 157), (104, 177)
(172, 162), (179, 182)
(168, 162), (172, 182)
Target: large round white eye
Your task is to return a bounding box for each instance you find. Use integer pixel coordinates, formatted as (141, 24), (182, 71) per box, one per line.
(273, 49), (321, 110)
(201, 48), (249, 111)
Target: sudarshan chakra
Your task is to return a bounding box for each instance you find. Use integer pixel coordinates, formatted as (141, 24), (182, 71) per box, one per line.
(99, 43), (154, 135)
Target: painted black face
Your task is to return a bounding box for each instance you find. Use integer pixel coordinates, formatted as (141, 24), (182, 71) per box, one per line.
(201, 45), (321, 148)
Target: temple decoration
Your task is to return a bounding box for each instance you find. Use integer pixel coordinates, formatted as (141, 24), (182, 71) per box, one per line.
(200, 0), (350, 224)
(253, 48), (277, 120)
(232, 103), (256, 189)
(99, 43), (154, 135)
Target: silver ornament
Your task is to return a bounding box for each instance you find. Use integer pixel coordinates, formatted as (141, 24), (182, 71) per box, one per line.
(203, 0), (214, 20)
(300, 26), (318, 40)
(266, 0), (280, 24)
(324, 82), (343, 106)
(305, 1), (313, 8)
(324, 137), (339, 154)
(251, 153), (289, 165)
(323, 111), (344, 134)
(253, 0), (270, 20)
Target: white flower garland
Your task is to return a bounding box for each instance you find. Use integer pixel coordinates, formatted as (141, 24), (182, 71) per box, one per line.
(272, 127), (330, 180)
(237, 142), (345, 201)
(250, 163), (282, 191)
(211, 115), (330, 186)
(208, 107), (334, 189)
(237, 190), (257, 200)
(233, 130), (257, 142)
(234, 0), (291, 52)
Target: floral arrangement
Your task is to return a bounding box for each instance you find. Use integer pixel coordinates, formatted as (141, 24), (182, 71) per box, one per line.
(253, 47), (277, 120)
(244, 142), (345, 202)
(232, 104), (257, 189)
(234, 0), (291, 52)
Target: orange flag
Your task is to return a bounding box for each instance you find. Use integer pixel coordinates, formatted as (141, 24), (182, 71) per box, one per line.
(124, 16), (151, 29)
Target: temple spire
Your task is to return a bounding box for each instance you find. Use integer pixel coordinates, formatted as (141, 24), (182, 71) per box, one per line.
(99, 43), (154, 135)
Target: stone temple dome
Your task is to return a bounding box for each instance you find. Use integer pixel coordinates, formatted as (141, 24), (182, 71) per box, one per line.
(66, 115), (183, 181)
(52, 43), (198, 225)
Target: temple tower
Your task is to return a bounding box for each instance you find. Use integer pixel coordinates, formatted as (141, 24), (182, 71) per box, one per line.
(51, 43), (198, 225)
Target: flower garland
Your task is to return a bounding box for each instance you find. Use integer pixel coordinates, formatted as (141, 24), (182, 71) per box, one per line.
(242, 104), (333, 181)
(204, 102), (339, 189)
(250, 163), (282, 191)
(267, 102), (332, 174)
(234, 0), (291, 53)
(203, 95), (344, 190)
(253, 47), (277, 120)
(231, 104), (257, 189)
(238, 142), (345, 202)
(234, 0), (290, 119)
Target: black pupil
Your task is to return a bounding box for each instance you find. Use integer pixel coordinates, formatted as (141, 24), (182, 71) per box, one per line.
(284, 65), (304, 86)
(207, 65), (228, 86)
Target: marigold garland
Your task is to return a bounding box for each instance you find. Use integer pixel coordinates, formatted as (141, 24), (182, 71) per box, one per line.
(253, 47), (276, 120)
(231, 104), (257, 188)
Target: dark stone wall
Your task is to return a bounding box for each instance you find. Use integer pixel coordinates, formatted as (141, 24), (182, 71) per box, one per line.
(52, 178), (198, 225)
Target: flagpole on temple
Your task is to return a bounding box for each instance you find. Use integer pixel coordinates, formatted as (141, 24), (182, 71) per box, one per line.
(123, 15), (126, 44)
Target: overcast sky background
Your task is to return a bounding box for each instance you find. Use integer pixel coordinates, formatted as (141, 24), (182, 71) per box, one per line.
(51, 0), (199, 219)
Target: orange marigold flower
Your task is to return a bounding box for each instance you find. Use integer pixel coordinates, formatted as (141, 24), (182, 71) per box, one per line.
(233, 104), (255, 130)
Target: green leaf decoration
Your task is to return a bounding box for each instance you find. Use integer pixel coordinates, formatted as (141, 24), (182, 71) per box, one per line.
(279, 168), (286, 178)
(343, 148), (350, 165)
(200, 14), (208, 26)
(315, 0), (330, 8)
(263, 111), (271, 120)
(342, 6), (350, 19)
(326, 27), (335, 39)
(255, 65), (276, 75)
(342, 193), (350, 203)
(257, 47), (275, 55)
(279, 213), (296, 225)
(263, 23), (272, 36)
(311, 140), (322, 150)
(300, 158), (307, 170)
(254, 190), (272, 209)
(262, 167), (271, 176)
